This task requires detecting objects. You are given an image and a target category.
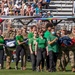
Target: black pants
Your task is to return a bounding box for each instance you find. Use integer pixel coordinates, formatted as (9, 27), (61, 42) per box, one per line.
(46, 55), (49, 70)
(54, 53), (58, 67)
(31, 53), (37, 71)
(0, 50), (4, 68)
(16, 45), (25, 67)
(49, 51), (58, 72)
(37, 48), (46, 69)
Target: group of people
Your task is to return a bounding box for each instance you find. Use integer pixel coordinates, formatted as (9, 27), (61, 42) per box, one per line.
(0, 25), (28, 70)
(0, 0), (75, 73)
(0, 0), (51, 16)
(0, 22), (75, 72)
(28, 23), (75, 72)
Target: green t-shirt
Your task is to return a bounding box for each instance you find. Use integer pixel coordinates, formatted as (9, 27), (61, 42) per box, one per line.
(29, 38), (37, 51)
(28, 32), (33, 39)
(44, 30), (51, 39)
(28, 32), (34, 45)
(47, 34), (59, 53)
(37, 37), (47, 48)
(16, 35), (24, 45)
(0, 36), (4, 49)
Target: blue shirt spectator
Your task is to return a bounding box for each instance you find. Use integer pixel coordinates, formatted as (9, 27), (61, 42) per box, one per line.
(47, 11), (53, 17)
(35, 6), (42, 14)
(45, 0), (51, 3)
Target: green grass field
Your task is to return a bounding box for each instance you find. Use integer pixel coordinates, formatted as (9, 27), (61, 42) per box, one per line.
(0, 62), (75, 75)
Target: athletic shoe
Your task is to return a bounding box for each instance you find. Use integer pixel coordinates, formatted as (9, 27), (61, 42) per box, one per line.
(15, 66), (18, 70)
(36, 68), (40, 72)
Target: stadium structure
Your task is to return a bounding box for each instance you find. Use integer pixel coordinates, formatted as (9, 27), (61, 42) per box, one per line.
(0, 0), (75, 31)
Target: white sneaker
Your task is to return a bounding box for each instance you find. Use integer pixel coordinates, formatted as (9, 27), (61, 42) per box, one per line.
(15, 66), (18, 70)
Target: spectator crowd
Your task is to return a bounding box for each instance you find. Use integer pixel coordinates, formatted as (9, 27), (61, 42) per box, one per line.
(0, 0), (51, 16)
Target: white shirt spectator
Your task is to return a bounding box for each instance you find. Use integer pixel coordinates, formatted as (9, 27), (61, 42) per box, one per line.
(24, 5), (27, 10)
(16, 0), (22, 3)
(15, 4), (19, 8)
(14, 1), (21, 9)
(4, 4), (9, 15)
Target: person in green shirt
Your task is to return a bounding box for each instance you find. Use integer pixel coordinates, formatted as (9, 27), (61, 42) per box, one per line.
(29, 30), (38, 71)
(44, 22), (53, 70)
(36, 30), (47, 72)
(28, 25), (36, 39)
(21, 26), (28, 70)
(0, 29), (5, 69)
(28, 32), (33, 39)
(47, 28), (59, 72)
(44, 22), (52, 39)
(15, 29), (26, 70)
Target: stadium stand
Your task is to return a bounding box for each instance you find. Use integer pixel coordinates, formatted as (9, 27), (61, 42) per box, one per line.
(0, 0), (74, 31)
(28, 0), (74, 30)
(49, 0), (74, 16)
(49, 0), (74, 30)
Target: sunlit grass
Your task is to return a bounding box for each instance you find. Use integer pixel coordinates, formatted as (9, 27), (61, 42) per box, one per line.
(0, 62), (75, 75)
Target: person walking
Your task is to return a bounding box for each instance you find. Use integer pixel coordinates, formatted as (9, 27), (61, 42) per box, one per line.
(29, 31), (38, 71)
(44, 22), (53, 70)
(47, 28), (59, 72)
(60, 27), (69, 72)
(36, 30), (47, 72)
(69, 26), (75, 72)
(0, 29), (4, 69)
(15, 29), (26, 70)
(3, 25), (15, 69)
(22, 26), (28, 70)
